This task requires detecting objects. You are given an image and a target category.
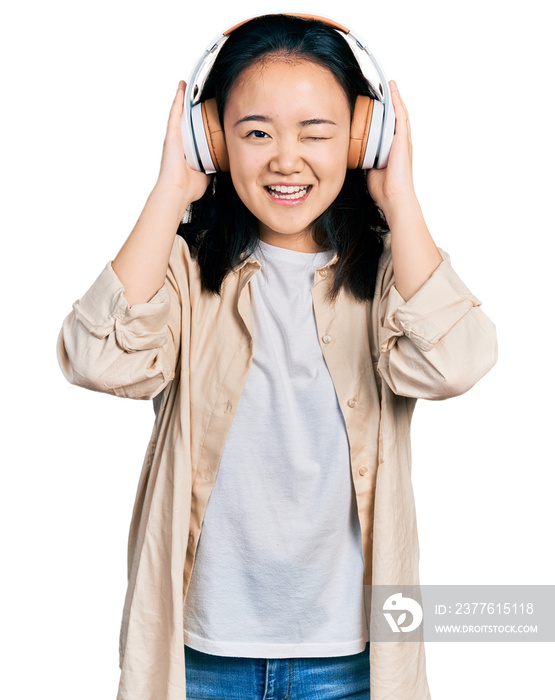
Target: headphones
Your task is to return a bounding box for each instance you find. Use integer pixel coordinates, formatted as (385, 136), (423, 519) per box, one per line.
(181, 13), (395, 174)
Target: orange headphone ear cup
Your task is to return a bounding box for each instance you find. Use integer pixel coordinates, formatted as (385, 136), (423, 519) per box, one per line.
(348, 96), (374, 169)
(201, 98), (230, 172)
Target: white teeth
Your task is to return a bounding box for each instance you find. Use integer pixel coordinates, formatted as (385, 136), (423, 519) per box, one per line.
(267, 185), (309, 199)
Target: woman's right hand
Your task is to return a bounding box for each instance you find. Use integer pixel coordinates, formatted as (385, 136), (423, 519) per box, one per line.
(156, 80), (211, 206)
(111, 82), (211, 306)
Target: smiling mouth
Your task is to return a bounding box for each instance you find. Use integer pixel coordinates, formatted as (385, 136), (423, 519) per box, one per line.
(265, 185), (312, 201)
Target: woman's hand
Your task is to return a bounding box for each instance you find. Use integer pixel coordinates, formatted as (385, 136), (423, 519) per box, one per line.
(112, 82), (211, 306)
(367, 80), (417, 219)
(156, 80), (211, 207)
(368, 80), (443, 301)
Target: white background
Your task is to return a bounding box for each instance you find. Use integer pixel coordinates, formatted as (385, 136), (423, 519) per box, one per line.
(2, 0), (553, 698)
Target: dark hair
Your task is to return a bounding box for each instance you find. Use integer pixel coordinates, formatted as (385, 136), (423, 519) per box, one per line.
(178, 14), (388, 301)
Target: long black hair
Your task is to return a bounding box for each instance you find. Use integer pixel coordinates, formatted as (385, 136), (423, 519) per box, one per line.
(178, 14), (388, 301)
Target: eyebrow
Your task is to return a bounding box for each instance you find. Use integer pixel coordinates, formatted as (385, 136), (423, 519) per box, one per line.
(233, 115), (337, 127)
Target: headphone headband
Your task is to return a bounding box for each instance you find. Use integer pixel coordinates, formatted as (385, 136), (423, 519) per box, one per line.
(181, 13), (394, 173)
(224, 13), (351, 36)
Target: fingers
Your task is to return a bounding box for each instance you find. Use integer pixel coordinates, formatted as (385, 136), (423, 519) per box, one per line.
(168, 81), (186, 127)
(390, 80), (406, 111)
(175, 80), (186, 101)
(389, 80), (412, 146)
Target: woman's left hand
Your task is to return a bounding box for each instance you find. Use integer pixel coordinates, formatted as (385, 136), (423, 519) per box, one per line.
(367, 81), (442, 301)
(367, 81), (417, 219)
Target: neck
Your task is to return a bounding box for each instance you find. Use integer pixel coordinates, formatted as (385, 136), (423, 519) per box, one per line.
(257, 228), (325, 253)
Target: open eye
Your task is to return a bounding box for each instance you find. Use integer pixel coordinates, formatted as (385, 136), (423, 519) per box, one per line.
(247, 130), (270, 139)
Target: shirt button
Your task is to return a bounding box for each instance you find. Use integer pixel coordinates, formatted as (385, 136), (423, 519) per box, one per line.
(347, 398), (357, 408)
(322, 334), (332, 344)
(359, 466), (369, 476)
(318, 269), (328, 277)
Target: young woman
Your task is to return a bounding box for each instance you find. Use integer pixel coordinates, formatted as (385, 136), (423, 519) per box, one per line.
(57, 13), (497, 700)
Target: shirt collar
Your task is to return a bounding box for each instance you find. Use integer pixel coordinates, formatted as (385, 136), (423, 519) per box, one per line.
(318, 252), (339, 269)
(233, 249), (339, 273)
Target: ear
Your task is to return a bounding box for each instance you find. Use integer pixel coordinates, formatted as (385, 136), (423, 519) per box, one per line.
(348, 96), (374, 169)
(201, 98), (230, 172)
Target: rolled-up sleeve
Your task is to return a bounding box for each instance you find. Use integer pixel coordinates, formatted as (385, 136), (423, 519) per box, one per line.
(57, 247), (183, 400)
(376, 249), (498, 400)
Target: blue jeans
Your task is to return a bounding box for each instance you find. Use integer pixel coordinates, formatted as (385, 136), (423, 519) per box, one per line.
(184, 642), (370, 699)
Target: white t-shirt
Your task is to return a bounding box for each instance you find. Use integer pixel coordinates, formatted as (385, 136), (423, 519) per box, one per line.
(183, 239), (368, 658)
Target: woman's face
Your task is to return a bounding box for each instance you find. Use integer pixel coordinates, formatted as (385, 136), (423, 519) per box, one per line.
(223, 57), (351, 252)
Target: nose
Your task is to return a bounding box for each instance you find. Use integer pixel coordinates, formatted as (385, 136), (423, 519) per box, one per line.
(269, 138), (303, 175)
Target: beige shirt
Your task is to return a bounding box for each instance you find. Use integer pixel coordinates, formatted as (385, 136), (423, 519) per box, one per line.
(57, 232), (497, 700)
